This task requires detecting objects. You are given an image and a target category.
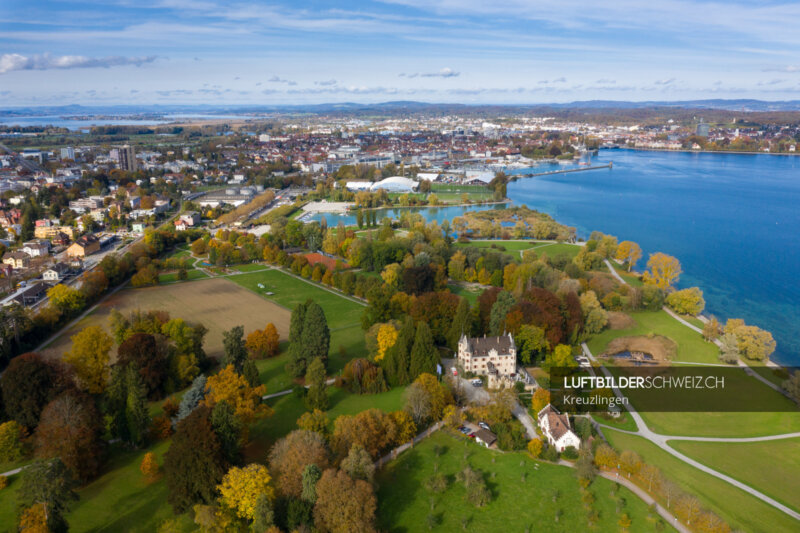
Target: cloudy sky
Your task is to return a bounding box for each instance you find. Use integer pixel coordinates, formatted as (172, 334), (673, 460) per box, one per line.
(2, 0), (800, 106)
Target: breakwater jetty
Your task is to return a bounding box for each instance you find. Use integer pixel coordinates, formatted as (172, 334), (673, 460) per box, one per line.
(510, 162), (612, 180)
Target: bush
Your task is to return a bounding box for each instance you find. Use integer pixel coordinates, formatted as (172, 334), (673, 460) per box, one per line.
(562, 446), (579, 460)
(541, 444), (560, 462)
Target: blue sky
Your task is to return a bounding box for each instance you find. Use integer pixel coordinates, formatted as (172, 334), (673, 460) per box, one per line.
(2, 0), (800, 106)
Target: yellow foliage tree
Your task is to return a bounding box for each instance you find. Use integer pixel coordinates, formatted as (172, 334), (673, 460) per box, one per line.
(442, 404), (464, 429)
(46, 284), (85, 315)
(666, 287), (705, 316)
(531, 388), (551, 414)
(297, 409), (329, 436)
(19, 504), (48, 532)
(642, 252), (682, 290)
(140, 452), (159, 482)
(380, 263), (401, 287)
(615, 241), (642, 272)
(412, 373), (452, 422)
(527, 438), (543, 458)
(593, 443), (618, 469)
(724, 320), (776, 361)
(217, 463), (275, 521)
(203, 365), (270, 428)
(246, 323), (280, 359)
(375, 324), (398, 362)
(64, 325), (112, 394)
(389, 410), (417, 445)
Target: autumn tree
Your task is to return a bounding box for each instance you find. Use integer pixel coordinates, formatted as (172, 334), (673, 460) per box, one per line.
(117, 332), (168, 399)
(140, 452), (159, 483)
(619, 450), (642, 478)
(64, 325), (112, 394)
(17, 459), (78, 533)
(593, 443), (618, 469)
(305, 357), (329, 411)
(666, 287), (705, 316)
(531, 388), (551, 414)
(642, 252), (682, 290)
(0, 420), (25, 463)
(297, 409), (330, 436)
(35, 391), (105, 482)
(246, 323), (280, 359)
(724, 319), (776, 361)
(313, 469), (377, 533)
(78, 270), (109, 301)
(389, 410), (417, 444)
(46, 284), (85, 316)
(341, 444), (375, 484)
(374, 323), (398, 362)
(203, 364), (269, 429)
(615, 241), (642, 272)
(403, 373), (451, 426)
(527, 438), (543, 459)
(1, 353), (59, 429)
(381, 316), (414, 386)
(332, 409), (398, 460)
(269, 429), (330, 498)
(702, 316), (721, 341)
(217, 463), (275, 521)
(164, 406), (227, 513)
(516, 325), (549, 365)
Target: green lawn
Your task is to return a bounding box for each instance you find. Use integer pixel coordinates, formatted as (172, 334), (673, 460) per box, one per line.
(455, 240), (538, 257)
(610, 262), (644, 287)
(229, 268), (368, 371)
(586, 310), (718, 364)
(604, 429), (800, 533)
(377, 431), (673, 533)
(230, 263), (269, 273)
(592, 412), (639, 432)
(531, 242), (582, 259)
(0, 442), (194, 533)
(670, 438), (800, 513)
(447, 282), (484, 304)
(158, 269), (209, 284)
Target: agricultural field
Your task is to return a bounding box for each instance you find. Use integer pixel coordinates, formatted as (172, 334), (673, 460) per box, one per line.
(41, 278), (292, 361)
(670, 438), (800, 513)
(377, 431), (673, 533)
(603, 430), (800, 533)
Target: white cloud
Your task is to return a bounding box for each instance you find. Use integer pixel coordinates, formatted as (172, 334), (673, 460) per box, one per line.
(0, 53), (157, 74)
(762, 65), (800, 73)
(400, 67), (459, 78)
(267, 75), (297, 86)
(654, 77), (676, 85)
(314, 79), (338, 86)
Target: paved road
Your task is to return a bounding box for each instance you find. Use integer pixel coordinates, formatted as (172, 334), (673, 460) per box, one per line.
(604, 259), (627, 284)
(582, 342), (800, 522)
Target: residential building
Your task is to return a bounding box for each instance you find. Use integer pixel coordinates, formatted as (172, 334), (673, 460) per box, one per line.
(43, 262), (71, 282)
(21, 240), (50, 257)
(60, 147), (75, 161)
(2, 251), (30, 269)
(35, 225), (74, 239)
(67, 234), (100, 258)
(537, 404), (581, 452)
(118, 144), (138, 172)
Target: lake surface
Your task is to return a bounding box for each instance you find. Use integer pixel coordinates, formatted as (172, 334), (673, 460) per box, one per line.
(508, 149), (800, 366)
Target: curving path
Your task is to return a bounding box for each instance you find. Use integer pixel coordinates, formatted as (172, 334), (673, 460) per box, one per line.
(582, 342), (800, 522)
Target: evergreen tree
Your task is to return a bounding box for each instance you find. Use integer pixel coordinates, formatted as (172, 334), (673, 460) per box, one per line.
(447, 298), (472, 350)
(356, 209), (364, 229)
(287, 300), (330, 377)
(409, 322), (438, 379)
(124, 366), (151, 447)
(252, 493), (275, 533)
(242, 359), (260, 387)
(304, 357), (328, 411)
(175, 375), (206, 424)
(17, 459), (78, 533)
(222, 326), (247, 374)
(489, 291), (516, 335)
(301, 464), (321, 504)
(163, 406), (227, 513)
(210, 400), (242, 465)
(286, 301), (308, 377)
(383, 316), (414, 386)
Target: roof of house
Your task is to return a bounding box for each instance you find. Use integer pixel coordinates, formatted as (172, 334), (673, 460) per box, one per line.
(474, 428), (497, 445)
(538, 404), (574, 442)
(462, 334), (515, 357)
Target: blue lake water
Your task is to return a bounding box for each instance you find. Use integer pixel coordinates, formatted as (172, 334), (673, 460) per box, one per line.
(508, 149), (800, 366)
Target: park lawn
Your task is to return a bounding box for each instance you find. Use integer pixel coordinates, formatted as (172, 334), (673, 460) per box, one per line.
(603, 429), (800, 533)
(455, 240), (538, 257)
(254, 349), (295, 394)
(230, 262), (269, 273)
(586, 310), (718, 364)
(447, 282), (483, 305)
(246, 385), (408, 461)
(158, 269), (209, 284)
(591, 412), (639, 432)
(0, 442), (195, 533)
(611, 262), (644, 287)
(531, 242), (582, 259)
(376, 431), (673, 533)
(669, 438), (800, 513)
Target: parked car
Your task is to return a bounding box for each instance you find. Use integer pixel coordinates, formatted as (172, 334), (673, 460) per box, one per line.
(478, 421), (491, 431)
(471, 378), (482, 387)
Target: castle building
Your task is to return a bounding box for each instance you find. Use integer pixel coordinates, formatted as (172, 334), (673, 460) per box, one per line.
(457, 333), (517, 386)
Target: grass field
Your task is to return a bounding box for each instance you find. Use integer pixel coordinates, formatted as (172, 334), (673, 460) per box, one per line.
(376, 431), (674, 533)
(455, 240), (537, 257)
(610, 262), (644, 287)
(158, 269), (209, 283)
(447, 282), (484, 304)
(229, 268), (368, 370)
(42, 278), (292, 360)
(0, 442), (194, 533)
(586, 310), (718, 364)
(531, 242), (582, 259)
(603, 430), (800, 533)
(670, 438), (800, 513)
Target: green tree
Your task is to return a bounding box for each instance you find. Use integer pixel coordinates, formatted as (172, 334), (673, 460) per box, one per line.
(489, 291), (516, 335)
(341, 444), (375, 484)
(516, 325), (549, 365)
(17, 459), (78, 533)
(222, 325), (248, 374)
(211, 400), (242, 465)
(447, 298), (472, 350)
(301, 463), (322, 504)
(408, 322), (438, 379)
(0, 353), (56, 429)
(305, 357), (329, 411)
(163, 406), (227, 513)
(382, 316), (414, 386)
(287, 300), (330, 377)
